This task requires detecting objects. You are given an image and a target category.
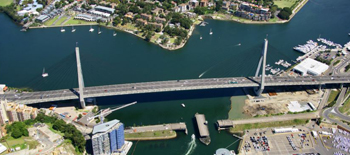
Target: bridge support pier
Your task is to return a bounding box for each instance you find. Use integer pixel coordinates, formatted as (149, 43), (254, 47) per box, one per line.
(75, 46), (86, 109)
(254, 39), (268, 97)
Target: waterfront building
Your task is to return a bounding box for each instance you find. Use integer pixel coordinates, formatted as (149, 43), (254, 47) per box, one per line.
(179, 4), (188, 13)
(293, 58), (329, 76)
(94, 6), (115, 14)
(36, 15), (50, 23)
(75, 14), (97, 22)
(0, 100), (9, 125)
(92, 119), (128, 155)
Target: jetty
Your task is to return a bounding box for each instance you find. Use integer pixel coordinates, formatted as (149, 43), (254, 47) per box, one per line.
(195, 113), (211, 145)
(125, 122), (188, 135)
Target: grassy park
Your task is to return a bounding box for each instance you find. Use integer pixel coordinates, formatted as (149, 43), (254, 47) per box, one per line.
(274, 0), (298, 8)
(229, 119), (309, 133)
(0, 0), (12, 6)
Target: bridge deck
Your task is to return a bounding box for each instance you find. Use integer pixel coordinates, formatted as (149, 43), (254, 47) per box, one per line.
(1, 75), (349, 104)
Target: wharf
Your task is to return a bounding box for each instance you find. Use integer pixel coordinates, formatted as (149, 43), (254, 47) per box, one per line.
(125, 122), (187, 134)
(217, 110), (321, 129)
(195, 113), (211, 145)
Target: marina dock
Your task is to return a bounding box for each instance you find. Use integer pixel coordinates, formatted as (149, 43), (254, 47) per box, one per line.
(195, 113), (211, 145)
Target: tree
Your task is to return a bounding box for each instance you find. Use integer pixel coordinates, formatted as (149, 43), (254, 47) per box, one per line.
(78, 114), (83, 119)
(215, 0), (223, 11)
(113, 17), (121, 26)
(175, 37), (183, 45)
(145, 32), (153, 42)
(11, 128), (22, 139)
(277, 10), (290, 20)
(194, 7), (207, 15)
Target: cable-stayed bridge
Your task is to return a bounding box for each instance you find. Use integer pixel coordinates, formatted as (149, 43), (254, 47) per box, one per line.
(2, 39), (349, 107)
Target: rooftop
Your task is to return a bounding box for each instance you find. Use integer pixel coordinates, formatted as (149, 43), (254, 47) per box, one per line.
(293, 58), (329, 76)
(95, 5), (115, 13)
(92, 119), (120, 134)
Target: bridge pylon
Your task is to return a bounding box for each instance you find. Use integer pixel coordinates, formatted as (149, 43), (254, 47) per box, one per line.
(75, 46), (86, 108)
(254, 39), (268, 97)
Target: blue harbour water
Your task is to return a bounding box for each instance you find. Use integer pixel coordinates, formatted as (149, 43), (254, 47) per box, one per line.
(1, 0), (350, 154)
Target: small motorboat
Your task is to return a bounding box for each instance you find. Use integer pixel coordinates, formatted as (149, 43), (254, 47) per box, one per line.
(60, 27), (65, 32)
(181, 103), (185, 108)
(113, 31), (117, 36)
(89, 25), (94, 32)
(200, 35), (202, 40)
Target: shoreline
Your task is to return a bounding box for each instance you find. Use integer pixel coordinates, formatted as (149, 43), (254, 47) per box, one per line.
(23, 0), (308, 50)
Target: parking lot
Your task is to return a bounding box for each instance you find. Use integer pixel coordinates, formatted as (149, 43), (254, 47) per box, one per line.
(241, 127), (318, 155)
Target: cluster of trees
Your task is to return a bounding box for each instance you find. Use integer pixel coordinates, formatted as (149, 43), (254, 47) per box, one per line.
(194, 7), (209, 15)
(6, 112), (86, 153)
(54, 0), (68, 9)
(170, 13), (192, 29)
(0, 4), (23, 24)
(51, 119), (86, 153)
(164, 26), (187, 38)
(277, 7), (292, 20)
(5, 122), (29, 138)
(345, 64), (350, 72)
(316, 56), (333, 65)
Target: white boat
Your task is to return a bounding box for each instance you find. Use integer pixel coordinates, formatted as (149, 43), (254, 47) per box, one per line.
(348, 33), (350, 36)
(89, 26), (94, 32)
(71, 26), (76, 32)
(200, 35), (202, 40)
(98, 28), (102, 34)
(181, 103), (185, 108)
(209, 28), (213, 35)
(60, 27), (65, 32)
(42, 68), (48, 77)
(113, 31), (117, 36)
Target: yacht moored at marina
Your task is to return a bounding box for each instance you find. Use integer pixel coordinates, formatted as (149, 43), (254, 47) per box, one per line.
(293, 40), (317, 54)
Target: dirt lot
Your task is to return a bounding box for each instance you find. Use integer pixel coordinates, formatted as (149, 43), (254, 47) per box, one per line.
(243, 89), (323, 117)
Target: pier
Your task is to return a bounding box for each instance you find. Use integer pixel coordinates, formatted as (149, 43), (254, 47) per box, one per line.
(217, 111), (321, 129)
(125, 122), (188, 134)
(195, 113), (211, 145)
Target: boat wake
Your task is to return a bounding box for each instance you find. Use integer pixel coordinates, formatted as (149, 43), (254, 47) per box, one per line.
(198, 66), (215, 78)
(184, 134), (197, 155)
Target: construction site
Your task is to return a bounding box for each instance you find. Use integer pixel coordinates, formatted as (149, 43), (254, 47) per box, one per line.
(243, 87), (322, 117)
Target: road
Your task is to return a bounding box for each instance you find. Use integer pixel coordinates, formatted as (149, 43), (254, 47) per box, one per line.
(1, 75), (350, 104)
(322, 87), (350, 130)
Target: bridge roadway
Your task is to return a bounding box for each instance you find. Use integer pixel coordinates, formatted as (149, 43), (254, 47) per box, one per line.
(1, 75), (350, 104)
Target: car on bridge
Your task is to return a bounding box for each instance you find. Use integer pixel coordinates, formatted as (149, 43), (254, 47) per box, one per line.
(228, 81), (238, 84)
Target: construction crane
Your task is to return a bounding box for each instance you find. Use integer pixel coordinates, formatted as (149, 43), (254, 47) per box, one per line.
(88, 101), (137, 124)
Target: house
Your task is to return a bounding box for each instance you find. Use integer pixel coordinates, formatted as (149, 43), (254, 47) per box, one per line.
(174, 6), (181, 13)
(149, 22), (163, 29)
(200, 0), (208, 7)
(230, 3), (238, 10)
(171, 1), (177, 6)
(151, 7), (164, 15)
(141, 13), (152, 21)
(188, 0), (199, 8)
(222, 1), (230, 11)
(125, 12), (134, 19)
(179, 4), (187, 13)
(136, 18), (148, 26)
(155, 17), (166, 24)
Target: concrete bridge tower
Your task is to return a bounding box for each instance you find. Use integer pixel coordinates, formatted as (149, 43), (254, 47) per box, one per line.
(75, 46), (86, 108)
(254, 39), (268, 96)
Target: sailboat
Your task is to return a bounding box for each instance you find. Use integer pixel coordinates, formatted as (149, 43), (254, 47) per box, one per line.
(42, 68), (48, 77)
(113, 31), (117, 36)
(71, 26), (76, 32)
(209, 28), (213, 35)
(98, 27), (102, 34)
(89, 25), (94, 32)
(60, 27), (65, 32)
(200, 35), (202, 40)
